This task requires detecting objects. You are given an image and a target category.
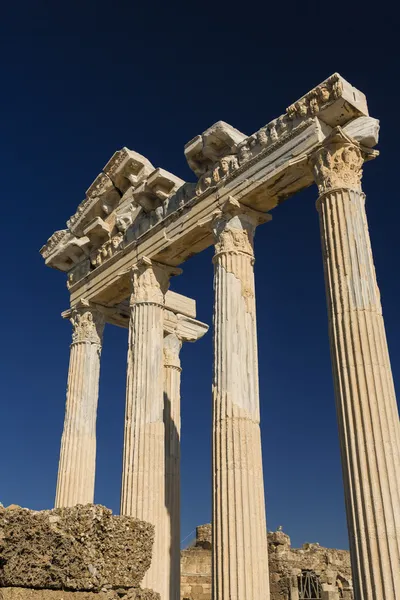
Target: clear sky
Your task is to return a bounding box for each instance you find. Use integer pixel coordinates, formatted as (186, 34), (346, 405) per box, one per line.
(0, 3), (398, 552)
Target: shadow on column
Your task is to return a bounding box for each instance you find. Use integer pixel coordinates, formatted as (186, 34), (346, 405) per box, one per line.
(164, 390), (180, 600)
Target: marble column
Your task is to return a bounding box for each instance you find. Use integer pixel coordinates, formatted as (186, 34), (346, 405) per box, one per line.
(311, 128), (400, 600)
(162, 314), (208, 600)
(163, 332), (182, 600)
(212, 198), (271, 600)
(55, 299), (105, 508)
(120, 257), (179, 599)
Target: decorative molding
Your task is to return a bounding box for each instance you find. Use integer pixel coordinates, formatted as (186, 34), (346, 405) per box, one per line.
(67, 173), (114, 233)
(41, 73), (372, 290)
(40, 230), (69, 259)
(104, 147), (131, 178)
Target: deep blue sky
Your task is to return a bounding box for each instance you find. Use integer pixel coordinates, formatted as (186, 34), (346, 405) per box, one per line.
(0, 3), (398, 551)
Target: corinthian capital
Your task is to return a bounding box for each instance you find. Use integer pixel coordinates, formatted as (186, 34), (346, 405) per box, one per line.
(212, 197), (271, 258)
(70, 300), (105, 344)
(163, 333), (182, 369)
(310, 127), (364, 194)
(131, 257), (181, 305)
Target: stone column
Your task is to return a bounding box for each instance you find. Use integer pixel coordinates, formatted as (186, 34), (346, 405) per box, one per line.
(311, 128), (400, 600)
(162, 313), (208, 600)
(163, 332), (182, 600)
(212, 198), (271, 600)
(120, 257), (179, 599)
(55, 299), (105, 508)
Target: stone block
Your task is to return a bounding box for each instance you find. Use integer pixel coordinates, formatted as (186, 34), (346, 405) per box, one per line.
(195, 524), (211, 549)
(268, 530), (291, 547)
(0, 589), (159, 600)
(0, 505), (154, 591)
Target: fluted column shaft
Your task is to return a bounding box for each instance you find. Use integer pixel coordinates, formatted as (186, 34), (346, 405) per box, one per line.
(163, 333), (182, 600)
(311, 129), (400, 600)
(55, 301), (104, 508)
(212, 201), (270, 600)
(121, 257), (176, 600)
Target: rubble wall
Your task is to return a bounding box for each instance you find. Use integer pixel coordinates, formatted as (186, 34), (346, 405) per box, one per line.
(180, 525), (353, 600)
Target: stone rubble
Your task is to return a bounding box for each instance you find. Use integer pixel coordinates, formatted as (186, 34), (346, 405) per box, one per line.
(0, 505), (154, 592)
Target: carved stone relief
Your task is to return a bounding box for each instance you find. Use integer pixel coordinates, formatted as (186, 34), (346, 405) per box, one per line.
(311, 129), (364, 194)
(70, 302), (105, 344)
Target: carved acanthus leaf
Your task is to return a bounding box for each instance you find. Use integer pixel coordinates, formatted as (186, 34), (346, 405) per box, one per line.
(163, 333), (182, 369)
(311, 129), (364, 194)
(213, 213), (255, 257)
(70, 302), (105, 344)
(131, 258), (179, 305)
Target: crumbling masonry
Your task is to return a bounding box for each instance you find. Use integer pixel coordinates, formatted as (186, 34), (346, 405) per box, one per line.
(181, 525), (353, 600)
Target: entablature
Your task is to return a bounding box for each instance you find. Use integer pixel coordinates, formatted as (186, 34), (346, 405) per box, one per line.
(41, 73), (378, 309)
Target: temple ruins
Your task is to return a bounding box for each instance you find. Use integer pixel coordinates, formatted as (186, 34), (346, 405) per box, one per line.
(40, 73), (400, 600)
(180, 524), (354, 600)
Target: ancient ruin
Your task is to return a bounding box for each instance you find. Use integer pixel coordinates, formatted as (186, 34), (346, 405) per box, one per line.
(180, 525), (354, 600)
(0, 504), (159, 600)
(40, 73), (400, 600)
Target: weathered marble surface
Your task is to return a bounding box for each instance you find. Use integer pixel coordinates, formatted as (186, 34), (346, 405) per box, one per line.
(211, 198), (271, 600)
(120, 258), (207, 600)
(163, 319), (207, 600)
(55, 301), (104, 508)
(311, 128), (400, 600)
(120, 259), (173, 600)
(40, 73), (372, 309)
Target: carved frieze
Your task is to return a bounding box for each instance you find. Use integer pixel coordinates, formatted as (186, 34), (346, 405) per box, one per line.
(89, 233), (124, 269)
(115, 203), (138, 233)
(185, 73), (367, 199)
(286, 74), (343, 121)
(41, 73), (371, 294)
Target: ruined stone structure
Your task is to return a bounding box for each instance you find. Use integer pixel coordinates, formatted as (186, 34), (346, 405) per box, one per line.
(41, 73), (400, 600)
(181, 525), (353, 600)
(0, 504), (159, 600)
